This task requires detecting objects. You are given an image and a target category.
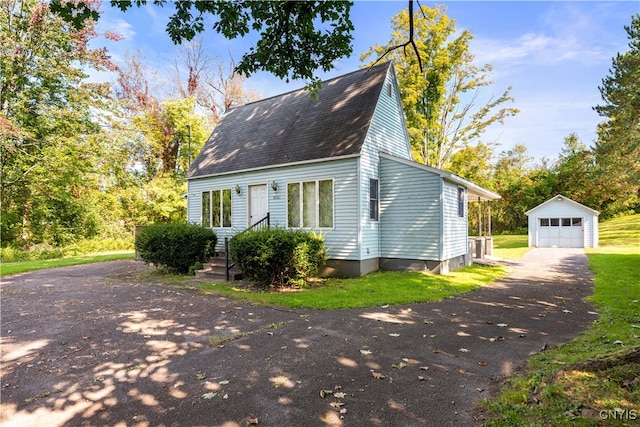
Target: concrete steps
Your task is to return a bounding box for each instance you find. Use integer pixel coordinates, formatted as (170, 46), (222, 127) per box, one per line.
(195, 253), (243, 281)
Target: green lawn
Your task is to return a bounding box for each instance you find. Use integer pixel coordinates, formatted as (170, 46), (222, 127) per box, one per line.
(1, 251), (135, 276)
(598, 213), (640, 247)
(483, 213), (640, 426)
(491, 234), (530, 259)
(200, 265), (507, 310)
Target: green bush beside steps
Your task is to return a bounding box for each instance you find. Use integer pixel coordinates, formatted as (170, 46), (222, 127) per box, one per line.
(229, 227), (326, 288)
(135, 223), (217, 274)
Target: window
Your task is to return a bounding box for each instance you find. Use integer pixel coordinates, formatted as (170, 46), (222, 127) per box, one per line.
(369, 178), (379, 221)
(287, 179), (334, 228)
(541, 218), (583, 227)
(318, 180), (333, 227)
(202, 189), (232, 228)
(287, 183), (301, 227)
(212, 190), (221, 227)
(222, 189), (231, 227)
(457, 187), (465, 217)
(202, 192), (211, 227)
(303, 181), (316, 227)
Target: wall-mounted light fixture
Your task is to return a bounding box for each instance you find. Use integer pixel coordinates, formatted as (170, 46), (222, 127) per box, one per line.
(271, 180), (278, 192)
(235, 185), (241, 195)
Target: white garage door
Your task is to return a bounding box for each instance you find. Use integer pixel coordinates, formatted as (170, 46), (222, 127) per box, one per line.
(538, 217), (584, 248)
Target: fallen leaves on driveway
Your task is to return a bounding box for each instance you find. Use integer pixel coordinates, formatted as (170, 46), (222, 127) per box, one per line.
(371, 371), (386, 379)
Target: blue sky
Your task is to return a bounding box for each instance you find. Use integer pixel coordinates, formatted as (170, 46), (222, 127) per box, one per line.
(95, 1), (640, 163)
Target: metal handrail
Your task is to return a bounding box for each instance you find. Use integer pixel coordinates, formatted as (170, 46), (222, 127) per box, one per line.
(246, 212), (270, 232)
(225, 213), (270, 281)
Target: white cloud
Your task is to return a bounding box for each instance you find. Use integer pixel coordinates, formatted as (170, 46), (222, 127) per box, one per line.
(110, 18), (136, 41)
(473, 33), (553, 64)
(481, 96), (602, 162)
(473, 31), (610, 69)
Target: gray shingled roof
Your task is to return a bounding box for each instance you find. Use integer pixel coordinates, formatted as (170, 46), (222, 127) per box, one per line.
(187, 62), (391, 179)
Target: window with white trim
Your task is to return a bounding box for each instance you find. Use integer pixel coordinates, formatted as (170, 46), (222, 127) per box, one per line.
(457, 187), (465, 217)
(287, 179), (333, 228)
(202, 189), (232, 227)
(369, 178), (379, 221)
(540, 217), (582, 227)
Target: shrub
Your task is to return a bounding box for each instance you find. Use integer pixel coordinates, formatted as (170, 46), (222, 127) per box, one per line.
(188, 261), (203, 276)
(64, 236), (134, 256)
(29, 244), (65, 260)
(0, 246), (29, 263)
(135, 223), (217, 274)
(0, 244), (64, 262)
(229, 227), (326, 287)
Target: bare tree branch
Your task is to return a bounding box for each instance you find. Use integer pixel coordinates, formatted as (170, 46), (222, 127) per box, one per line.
(370, 1), (423, 72)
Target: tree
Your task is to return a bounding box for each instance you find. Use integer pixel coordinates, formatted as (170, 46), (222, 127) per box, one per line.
(115, 52), (208, 179)
(172, 41), (260, 126)
(1, 0), (116, 247)
(448, 143), (496, 235)
(361, 4), (518, 168)
(593, 13), (640, 216)
(447, 142), (495, 187)
(553, 133), (598, 209)
(51, 0), (355, 84)
(491, 145), (535, 232)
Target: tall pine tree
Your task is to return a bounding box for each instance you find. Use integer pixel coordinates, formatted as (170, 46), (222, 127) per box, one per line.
(594, 14), (640, 215)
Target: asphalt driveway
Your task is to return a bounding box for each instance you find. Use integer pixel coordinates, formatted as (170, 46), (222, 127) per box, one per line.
(1, 248), (595, 426)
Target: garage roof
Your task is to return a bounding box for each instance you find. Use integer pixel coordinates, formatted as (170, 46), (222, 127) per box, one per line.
(525, 195), (600, 216)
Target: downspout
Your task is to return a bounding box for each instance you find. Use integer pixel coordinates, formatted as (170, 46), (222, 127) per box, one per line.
(438, 179), (444, 261)
(378, 156), (382, 261)
(357, 157), (362, 265)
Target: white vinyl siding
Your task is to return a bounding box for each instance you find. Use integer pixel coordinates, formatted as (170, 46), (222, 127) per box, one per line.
(359, 67), (413, 260)
(187, 157), (358, 258)
(379, 157), (441, 259)
(442, 181), (468, 259)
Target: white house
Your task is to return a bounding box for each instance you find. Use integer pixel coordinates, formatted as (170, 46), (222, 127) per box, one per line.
(186, 62), (500, 277)
(525, 195), (599, 248)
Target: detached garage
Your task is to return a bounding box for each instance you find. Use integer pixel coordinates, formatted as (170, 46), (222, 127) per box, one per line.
(525, 195), (599, 248)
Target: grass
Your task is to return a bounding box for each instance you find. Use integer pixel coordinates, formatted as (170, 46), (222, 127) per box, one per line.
(1, 251), (135, 276)
(598, 213), (640, 247)
(199, 265), (507, 310)
(482, 213), (640, 426)
(491, 234), (530, 259)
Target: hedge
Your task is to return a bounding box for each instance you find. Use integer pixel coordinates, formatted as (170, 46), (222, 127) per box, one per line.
(135, 223), (217, 274)
(229, 227), (326, 287)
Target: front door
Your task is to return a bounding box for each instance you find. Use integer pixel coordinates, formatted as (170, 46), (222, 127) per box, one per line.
(248, 184), (268, 226)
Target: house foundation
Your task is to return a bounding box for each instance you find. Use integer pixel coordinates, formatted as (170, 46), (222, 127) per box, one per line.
(320, 255), (469, 278)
